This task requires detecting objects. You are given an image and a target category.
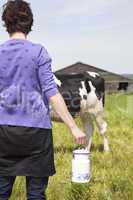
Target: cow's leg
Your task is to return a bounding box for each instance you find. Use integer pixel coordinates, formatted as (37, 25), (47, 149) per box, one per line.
(80, 113), (94, 152)
(95, 114), (110, 152)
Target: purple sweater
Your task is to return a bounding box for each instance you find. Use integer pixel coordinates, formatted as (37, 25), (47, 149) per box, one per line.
(0, 39), (58, 128)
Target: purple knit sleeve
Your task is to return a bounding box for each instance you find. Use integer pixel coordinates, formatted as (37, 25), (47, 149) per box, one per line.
(37, 46), (59, 100)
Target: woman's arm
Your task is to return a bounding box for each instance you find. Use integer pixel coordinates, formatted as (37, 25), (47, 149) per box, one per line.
(49, 92), (86, 145)
(37, 46), (86, 145)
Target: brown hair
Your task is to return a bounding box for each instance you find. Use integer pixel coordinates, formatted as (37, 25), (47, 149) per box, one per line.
(2, 0), (33, 35)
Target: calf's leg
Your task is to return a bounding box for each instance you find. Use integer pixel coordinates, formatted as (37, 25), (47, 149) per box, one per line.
(95, 114), (110, 152)
(80, 113), (94, 152)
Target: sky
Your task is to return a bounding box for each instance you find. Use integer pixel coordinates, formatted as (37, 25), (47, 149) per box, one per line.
(0, 0), (133, 74)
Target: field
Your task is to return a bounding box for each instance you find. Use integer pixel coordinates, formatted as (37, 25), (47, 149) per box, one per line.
(11, 94), (133, 200)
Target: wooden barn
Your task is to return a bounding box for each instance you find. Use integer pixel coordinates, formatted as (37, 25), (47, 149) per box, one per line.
(55, 62), (133, 93)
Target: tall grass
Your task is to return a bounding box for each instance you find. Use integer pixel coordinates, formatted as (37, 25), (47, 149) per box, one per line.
(11, 94), (133, 200)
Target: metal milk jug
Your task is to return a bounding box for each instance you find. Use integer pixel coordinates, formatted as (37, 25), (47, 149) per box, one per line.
(72, 149), (91, 183)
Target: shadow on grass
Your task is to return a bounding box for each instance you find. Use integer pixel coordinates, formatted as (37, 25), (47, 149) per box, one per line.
(54, 145), (88, 154)
(54, 144), (105, 154)
(91, 144), (104, 152)
(54, 145), (74, 154)
(66, 182), (91, 200)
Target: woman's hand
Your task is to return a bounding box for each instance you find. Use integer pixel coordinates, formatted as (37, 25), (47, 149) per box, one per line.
(70, 126), (86, 145)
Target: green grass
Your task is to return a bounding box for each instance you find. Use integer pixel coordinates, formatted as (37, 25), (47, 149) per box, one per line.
(10, 94), (133, 200)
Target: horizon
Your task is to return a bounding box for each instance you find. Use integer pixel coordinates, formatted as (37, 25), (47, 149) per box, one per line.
(0, 0), (133, 74)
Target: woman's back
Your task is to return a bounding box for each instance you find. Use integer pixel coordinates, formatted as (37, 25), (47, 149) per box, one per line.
(0, 39), (40, 90)
(0, 39), (58, 128)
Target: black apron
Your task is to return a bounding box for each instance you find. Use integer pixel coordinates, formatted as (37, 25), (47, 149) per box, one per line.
(0, 125), (55, 177)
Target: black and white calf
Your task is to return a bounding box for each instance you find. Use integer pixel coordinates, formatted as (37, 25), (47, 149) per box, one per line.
(51, 71), (110, 152)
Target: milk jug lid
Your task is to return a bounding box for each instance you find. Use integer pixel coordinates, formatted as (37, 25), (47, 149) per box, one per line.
(73, 148), (89, 155)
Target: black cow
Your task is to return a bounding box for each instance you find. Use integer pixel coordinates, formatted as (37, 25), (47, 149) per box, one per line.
(51, 71), (109, 152)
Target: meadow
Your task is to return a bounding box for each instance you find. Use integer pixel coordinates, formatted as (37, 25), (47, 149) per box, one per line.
(11, 93), (133, 200)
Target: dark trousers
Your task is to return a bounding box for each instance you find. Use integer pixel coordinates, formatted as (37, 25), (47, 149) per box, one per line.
(0, 176), (49, 200)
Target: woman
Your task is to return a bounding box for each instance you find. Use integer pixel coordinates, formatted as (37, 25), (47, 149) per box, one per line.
(0, 0), (86, 199)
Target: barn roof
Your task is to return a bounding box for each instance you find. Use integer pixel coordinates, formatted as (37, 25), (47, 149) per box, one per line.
(55, 62), (133, 83)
